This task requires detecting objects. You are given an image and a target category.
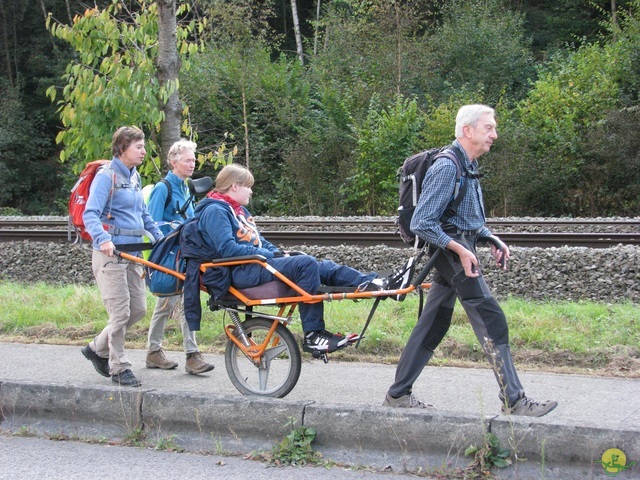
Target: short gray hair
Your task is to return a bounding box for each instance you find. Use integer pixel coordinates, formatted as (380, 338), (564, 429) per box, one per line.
(167, 139), (197, 166)
(455, 105), (495, 138)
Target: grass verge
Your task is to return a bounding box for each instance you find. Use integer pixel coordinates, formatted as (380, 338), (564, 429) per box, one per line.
(0, 281), (638, 376)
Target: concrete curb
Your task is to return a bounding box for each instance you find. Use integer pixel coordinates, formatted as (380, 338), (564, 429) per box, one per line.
(0, 380), (141, 439)
(2, 379), (638, 478)
(142, 389), (308, 452)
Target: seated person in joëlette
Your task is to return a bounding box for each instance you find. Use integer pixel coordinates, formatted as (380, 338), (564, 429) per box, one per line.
(181, 163), (392, 354)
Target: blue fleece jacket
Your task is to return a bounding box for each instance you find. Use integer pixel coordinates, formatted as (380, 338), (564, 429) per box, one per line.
(147, 171), (194, 234)
(83, 156), (162, 250)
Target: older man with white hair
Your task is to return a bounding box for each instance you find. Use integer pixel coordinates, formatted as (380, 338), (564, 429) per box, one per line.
(383, 105), (558, 417)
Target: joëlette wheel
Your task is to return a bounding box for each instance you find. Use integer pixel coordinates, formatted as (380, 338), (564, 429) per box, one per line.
(225, 318), (301, 398)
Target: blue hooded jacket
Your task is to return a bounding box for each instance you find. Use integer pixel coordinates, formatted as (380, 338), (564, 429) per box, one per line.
(181, 198), (280, 331)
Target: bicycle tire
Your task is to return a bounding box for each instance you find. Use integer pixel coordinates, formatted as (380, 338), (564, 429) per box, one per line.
(225, 318), (302, 398)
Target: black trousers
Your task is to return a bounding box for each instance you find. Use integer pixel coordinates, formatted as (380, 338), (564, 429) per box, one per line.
(388, 234), (525, 406)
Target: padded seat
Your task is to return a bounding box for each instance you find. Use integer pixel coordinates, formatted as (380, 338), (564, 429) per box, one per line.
(218, 280), (297, 301)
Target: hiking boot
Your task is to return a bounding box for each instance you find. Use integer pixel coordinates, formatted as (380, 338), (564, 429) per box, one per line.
(382, 393), (434, 409)
(81, 344), (110, 377)
(502, 396), (558, 417)
(111, 369), (141, 387)
(185, 352), (215, 375)
(146, 349), (178, 370)
(302, 330), (352, 354)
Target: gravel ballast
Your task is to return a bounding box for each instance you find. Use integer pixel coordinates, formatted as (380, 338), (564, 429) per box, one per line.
(1, 239), (638, 303)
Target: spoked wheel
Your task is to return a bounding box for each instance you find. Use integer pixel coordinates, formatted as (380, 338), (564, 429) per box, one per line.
(225, 318), (301, 398)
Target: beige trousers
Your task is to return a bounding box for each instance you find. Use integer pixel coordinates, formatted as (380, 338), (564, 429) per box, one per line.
(89, 250), (147, 375)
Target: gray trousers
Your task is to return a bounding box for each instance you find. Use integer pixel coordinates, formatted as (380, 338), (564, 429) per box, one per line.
(147, 294), (198, 354)
(388, 234), (525, 406)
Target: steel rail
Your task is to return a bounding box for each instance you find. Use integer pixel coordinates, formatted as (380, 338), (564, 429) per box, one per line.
(2, 218), (639, 229)
(2, 228), (639, 248)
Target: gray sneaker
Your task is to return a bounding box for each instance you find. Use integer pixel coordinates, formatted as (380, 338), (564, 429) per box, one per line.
(382, 393), (434, 409)
(502, 396), (558, 417)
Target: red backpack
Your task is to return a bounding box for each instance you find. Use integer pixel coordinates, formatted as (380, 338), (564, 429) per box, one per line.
(68, 159), (110, 243)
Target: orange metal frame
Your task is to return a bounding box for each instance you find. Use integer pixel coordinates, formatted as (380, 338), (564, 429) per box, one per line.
(118, 251), (428, 362)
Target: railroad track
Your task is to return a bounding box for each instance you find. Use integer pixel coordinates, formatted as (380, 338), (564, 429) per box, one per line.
(1, 218), (639, 248)
(2, 218), (639, 228)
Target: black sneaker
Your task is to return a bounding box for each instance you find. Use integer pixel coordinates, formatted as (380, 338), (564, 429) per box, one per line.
(302, 330), (351, 354)
(111, 369), (142, 387)
(81, 345), (110, 377)
(357, 277), (387, 292)
(385, 257), (415, 301)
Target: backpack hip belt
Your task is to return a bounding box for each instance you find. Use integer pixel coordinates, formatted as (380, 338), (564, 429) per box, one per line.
(442, 224), (482, 236)
(103, 224), (147, 236)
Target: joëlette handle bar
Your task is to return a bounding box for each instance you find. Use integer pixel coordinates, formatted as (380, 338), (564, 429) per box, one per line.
(478, 235), (507, 269)
(115, 249), (186, 282)
(411, 248), (441, 288)
(411, 234), (508, 288)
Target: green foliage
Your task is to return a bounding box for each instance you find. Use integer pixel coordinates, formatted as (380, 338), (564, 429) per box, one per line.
(583, 107), (640, 215)
(181, 44), (312, 212)
(311, 0), (431, 120)
(154, 434), (184, 452)
(0, 207), (22, 216)
(423, 0), (535, 106)
(465, 432), (512, 475)
(347, 96), (423, 215)
(422, 91), (482, 147)
(13, 426), (36, 437)
(5, 0), (635, 216)
(612, 1), (640, 105)
(45, 0), (202, 176)
(504, 37), (627, 215)
(271, 418), (321, 466)
(122, 426), (146, 447)
(0, 79), (64, 214)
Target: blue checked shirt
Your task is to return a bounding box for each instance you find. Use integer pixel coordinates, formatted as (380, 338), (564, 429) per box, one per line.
(410, 140), (492, 249)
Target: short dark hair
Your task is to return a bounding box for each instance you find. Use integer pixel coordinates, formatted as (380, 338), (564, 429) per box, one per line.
(111, 126), (145, 156)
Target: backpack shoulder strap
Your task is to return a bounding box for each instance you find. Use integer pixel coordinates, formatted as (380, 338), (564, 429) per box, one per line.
(437, 145), (470, 223)
(95, 163), (118, 220)
(159, 178), (173, 209)
(434, 145), (467, 179)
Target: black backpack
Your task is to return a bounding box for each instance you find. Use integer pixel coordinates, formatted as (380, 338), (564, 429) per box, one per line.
(397, 145), (468, 247)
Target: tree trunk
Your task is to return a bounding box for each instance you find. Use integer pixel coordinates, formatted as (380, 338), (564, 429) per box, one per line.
(0, 0), (14, 88)
(611, 0), (618, 41)
(290, 0), (304, 65)
(394, 0), (401, 96)
(156, 0), (182, 165)
(313, 0), (321, 56)
(242, 83), (250, 169)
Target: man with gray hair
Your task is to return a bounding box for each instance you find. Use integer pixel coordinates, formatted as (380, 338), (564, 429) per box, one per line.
(383, 105), (557, 417)
(145, 139), (214, 375)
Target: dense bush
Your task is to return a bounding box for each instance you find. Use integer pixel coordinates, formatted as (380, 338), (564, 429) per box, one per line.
(2, 0), (640, 217)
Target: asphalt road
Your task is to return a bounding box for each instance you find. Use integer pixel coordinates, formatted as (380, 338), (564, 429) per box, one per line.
(1, 342), (639, 480)
(0, 434), (435, 480)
